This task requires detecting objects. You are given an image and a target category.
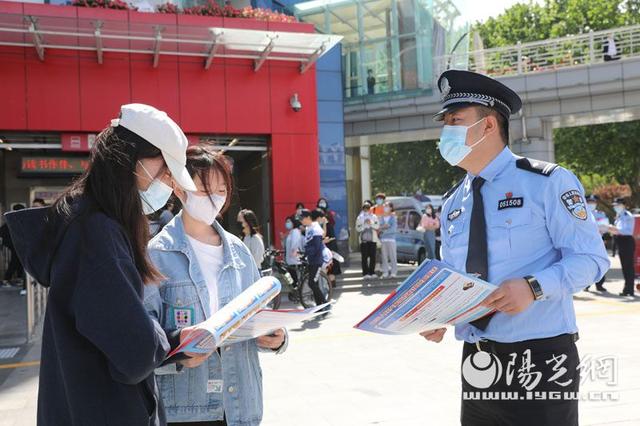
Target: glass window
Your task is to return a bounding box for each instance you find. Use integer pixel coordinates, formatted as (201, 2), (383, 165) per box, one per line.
(408, 211), (421, 231)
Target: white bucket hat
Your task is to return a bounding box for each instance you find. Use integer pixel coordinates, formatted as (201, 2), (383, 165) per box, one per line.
(114, 103), (197, 192)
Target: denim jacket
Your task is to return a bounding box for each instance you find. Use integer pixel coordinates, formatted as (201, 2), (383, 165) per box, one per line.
(144, 213), (287, 425)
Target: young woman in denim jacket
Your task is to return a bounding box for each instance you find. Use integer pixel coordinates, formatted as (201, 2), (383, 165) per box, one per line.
(144, 144), (288, 426)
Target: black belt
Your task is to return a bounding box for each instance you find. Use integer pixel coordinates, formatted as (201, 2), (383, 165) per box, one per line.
(469, 333), (579, 355)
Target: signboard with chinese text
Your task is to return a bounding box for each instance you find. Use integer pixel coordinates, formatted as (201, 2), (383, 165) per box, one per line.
(21, 157), (90, 175)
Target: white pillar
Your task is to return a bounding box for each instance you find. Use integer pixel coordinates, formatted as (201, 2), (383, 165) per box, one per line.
(360, 145), (372, 202)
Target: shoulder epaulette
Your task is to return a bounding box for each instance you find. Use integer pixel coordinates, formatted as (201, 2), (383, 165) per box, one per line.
(443, 177), (465, 200)
(515, 157), (558, 176)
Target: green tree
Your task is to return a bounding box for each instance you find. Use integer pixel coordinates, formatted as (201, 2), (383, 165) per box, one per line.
(475, 0), (640, 48)
(370, 140), (465, 196)
(555, 121), (640, 207)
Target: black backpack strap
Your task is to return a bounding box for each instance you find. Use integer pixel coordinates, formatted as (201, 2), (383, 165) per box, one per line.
(443, 177), (465, 200)
(515, 157), (558, 176)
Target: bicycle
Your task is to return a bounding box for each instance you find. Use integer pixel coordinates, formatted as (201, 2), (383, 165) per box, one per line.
(297, 252), (342, 309)
(260, 249), (299, 310)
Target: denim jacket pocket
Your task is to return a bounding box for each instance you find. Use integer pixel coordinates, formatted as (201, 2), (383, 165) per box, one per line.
(160, 282), (202, 330)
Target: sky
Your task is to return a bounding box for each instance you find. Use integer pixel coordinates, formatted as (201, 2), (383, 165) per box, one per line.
(455, 0), (544, 24)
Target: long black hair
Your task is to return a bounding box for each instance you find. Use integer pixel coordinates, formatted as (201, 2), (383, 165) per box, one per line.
(54, 126), (164, 284)
(239, 209), (261, 236)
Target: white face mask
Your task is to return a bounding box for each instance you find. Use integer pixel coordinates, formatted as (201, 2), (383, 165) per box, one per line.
(438, 118), (487, 166)
(184, 192), (226, 225)
(587, 203), (596, 212)
(138, 161), (173, 215)
(614, 205), (624, 215)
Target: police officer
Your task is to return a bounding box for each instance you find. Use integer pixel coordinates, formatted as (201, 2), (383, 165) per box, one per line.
(585, 194), (610, 292)
(420, 70), (610, 426)
(609, 197), (636, 296)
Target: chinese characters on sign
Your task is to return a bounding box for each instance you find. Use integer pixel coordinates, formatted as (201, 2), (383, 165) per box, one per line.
(21, 157), (90, 175)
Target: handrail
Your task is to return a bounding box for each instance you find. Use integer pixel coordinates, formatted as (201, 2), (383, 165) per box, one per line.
(434, 24), (640, 79)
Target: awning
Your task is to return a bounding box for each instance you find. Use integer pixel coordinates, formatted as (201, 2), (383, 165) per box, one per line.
(0, 11), (342, 72)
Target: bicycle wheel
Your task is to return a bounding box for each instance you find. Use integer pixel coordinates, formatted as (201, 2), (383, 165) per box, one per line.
(298, 268), (333, 309)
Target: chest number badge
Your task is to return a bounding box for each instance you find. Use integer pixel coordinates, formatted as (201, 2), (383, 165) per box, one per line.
(561, 190), (588, 221)
(498, 193), (524, 210)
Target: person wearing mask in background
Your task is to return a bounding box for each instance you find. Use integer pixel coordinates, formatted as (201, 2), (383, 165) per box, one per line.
(3, 103), (201, 425)
(149, 200), (176, 238)
(434, 206), (443, 260)
(372, 193), (386, 217)
(419, 204), (439, 260)
(1, 204), (26, 289)
(356, 202), (379, 279)
(609, 198), (636, 297)
(145, 144), (286, 426)
(299, 209), (329, 308)
(283, 215), (304, 287)
(238, 209), (265, 268)
(317, 198), (342, 279)
(294, 202), (305, 222)
(585, 194), (609, 292)
(378, 201), (398, 279)
(32, 198), (46, 208)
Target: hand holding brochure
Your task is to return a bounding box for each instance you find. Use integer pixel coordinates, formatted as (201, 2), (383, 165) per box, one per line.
(169, 276), (281, 356)
(355, 260), (498, 335)
(168, 277), (328, 356)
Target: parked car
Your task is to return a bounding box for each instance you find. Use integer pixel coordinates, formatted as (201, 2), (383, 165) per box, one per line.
(386, 197), (428, 264)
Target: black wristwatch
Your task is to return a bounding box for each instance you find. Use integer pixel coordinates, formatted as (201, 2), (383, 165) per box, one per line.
(524, 275), (543, 300)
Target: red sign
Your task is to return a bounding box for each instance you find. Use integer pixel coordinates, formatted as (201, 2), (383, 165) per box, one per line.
(21, 157), (90, 175)
(61, 133), (97, 152)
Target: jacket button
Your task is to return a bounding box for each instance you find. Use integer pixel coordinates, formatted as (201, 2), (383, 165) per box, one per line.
(228, 386), (235, 393)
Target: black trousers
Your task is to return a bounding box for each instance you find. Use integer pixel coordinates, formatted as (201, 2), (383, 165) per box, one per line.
(4, 248), (24, 282)
(308, 264), (327, 306)
(360, 241), (377, 275)
(616, 235), (636, 295)
(461, 334), (579, 426)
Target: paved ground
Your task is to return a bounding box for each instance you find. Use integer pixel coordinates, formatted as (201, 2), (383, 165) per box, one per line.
(260, 255), (640, 426)
(1, 255), (639, 426)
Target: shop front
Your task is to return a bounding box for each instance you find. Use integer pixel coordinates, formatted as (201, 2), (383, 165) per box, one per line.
(0, 0), (342, 244)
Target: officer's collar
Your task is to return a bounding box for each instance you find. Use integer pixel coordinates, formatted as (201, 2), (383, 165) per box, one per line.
(471, 146), (514, 183)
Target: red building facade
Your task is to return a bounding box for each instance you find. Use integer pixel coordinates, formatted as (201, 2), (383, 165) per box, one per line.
(0, 1), (324, 243)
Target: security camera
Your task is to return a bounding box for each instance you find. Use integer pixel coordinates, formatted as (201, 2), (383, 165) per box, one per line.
(290, 93), (302, 112)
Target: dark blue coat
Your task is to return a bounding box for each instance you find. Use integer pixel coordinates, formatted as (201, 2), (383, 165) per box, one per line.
(5, 198), (179, 425)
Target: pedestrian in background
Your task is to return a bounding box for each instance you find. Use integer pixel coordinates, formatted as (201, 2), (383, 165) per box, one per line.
(434, 206), (443, 260)
(372, 192), (386, 217)
(317, 197), (341, 277)
(300, 209), (328, 307)
(1, 204), (25, 288)
(294, 202), (305, 222)
(356, 201), (379, 279)
(238, 209), (265, 267)
(283, 215), (304, 286)
(379, 201), (398, 279)
(585, 194), (609, 292)
(609, 197), (636, 296)
(420, 203), (439, 260)
(32, 198), (46, 208)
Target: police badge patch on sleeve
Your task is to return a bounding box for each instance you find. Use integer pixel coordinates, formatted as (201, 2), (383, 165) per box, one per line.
(561, 190), (588, 221)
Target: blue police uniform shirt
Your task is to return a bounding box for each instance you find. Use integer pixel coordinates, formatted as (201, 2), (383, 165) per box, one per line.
(441, 147), (610, 344)
(615, 209), (635, 236)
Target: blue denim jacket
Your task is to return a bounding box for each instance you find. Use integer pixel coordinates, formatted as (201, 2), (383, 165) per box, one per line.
(144, 214), (286, 425)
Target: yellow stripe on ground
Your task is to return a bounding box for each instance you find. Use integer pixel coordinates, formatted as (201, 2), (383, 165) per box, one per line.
(0, 360), (40, 370)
